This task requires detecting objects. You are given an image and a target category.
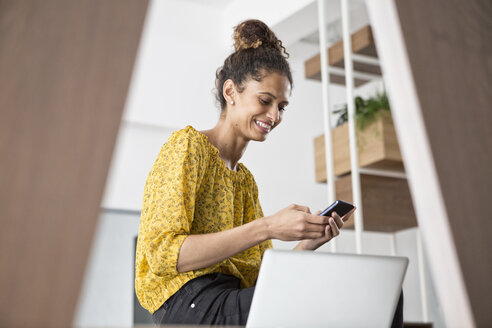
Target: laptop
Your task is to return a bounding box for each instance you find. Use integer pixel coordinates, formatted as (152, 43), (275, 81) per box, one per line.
(246, 249), (408, 328)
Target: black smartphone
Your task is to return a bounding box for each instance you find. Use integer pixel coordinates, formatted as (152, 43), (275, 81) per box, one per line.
(319, 200), (355, 218)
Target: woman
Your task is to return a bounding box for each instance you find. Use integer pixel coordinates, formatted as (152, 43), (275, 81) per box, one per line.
(135, 19), (397, 326)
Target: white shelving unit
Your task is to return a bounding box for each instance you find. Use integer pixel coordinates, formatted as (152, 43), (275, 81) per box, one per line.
(315, 0), (429, 322)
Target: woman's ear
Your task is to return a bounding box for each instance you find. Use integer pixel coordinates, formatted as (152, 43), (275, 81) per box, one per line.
(223, 79), (236, 105)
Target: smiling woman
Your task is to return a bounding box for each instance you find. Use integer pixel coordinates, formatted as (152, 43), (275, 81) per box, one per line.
(134, 19), (354, 326)
(219, 72), (291, 143)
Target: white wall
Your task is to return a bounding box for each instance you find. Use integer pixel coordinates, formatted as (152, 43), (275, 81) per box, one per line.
(75, 0), (444, 326)
(101, 121), (174, 211)
(396, 228), (445, 326)
(122, 0), (226, 129)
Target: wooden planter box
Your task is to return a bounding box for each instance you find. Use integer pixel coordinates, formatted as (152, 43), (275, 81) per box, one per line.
(314, 111), (404, 182)
(336, 173), (417, 232)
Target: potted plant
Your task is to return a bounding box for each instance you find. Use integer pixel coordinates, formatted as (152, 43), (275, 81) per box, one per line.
(333, 91), (390, 130)
(314, 91), (403, 181)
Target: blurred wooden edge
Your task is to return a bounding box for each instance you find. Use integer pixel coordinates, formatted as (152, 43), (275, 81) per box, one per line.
(0, 0), (149, 326)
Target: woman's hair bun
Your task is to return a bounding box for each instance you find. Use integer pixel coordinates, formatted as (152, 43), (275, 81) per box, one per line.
(233, 19), (289, 58)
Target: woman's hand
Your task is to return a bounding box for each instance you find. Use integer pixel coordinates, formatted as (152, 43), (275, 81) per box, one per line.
(263, 204), (332, 241)
(294, 207), (356, 251)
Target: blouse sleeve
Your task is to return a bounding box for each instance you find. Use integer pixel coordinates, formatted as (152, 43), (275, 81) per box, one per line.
(257, 203), (274, 254)
(139, 131), (206, 277)
(252, 179), (274, 254)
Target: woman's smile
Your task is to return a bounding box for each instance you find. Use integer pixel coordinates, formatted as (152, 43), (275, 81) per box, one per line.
(254, 119), (272, 133)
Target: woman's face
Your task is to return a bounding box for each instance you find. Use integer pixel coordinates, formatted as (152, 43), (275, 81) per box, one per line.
(226, 72), (291, 142)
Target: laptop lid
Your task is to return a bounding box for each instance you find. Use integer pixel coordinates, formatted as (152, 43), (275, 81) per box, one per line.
(246, 249), (408, 328)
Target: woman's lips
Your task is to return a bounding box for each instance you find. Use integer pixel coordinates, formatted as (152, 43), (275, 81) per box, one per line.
(254, 119), (272, 133)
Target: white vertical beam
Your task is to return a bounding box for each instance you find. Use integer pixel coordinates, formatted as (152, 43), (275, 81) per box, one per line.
(389, 233), (397, 256)
(416, 229), (430, 322)
(317, 0), (337, 252)
(365, 0), (474, 326)
(341, 0), (364, 254)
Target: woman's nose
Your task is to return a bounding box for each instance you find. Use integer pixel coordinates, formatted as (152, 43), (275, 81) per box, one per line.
(266, 105), (280, 123)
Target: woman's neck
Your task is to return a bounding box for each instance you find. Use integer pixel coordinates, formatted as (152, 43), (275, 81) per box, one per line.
(200, 120), (249, 171)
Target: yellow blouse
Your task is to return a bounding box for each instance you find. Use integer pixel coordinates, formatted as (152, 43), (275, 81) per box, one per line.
(135, 125), (273, 314)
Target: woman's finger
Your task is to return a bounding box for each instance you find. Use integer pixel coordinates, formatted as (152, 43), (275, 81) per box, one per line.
(329, 217), (340, 237)
(304, 222), (327, 233)
(291, 204), (311, 214)
(306, 231), (325, 239)
(331, 212), (344, 229)
(325, 224), (333, 240)
(306, 214), (331, 225)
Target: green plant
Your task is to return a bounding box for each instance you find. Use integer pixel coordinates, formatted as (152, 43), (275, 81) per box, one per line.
(333, 91), (390, 130)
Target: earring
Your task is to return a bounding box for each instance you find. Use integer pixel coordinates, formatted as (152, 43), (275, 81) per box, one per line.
(230, 101), (234, 105)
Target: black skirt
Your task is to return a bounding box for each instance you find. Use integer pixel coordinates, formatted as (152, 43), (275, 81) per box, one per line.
(152, 272), (404, 327)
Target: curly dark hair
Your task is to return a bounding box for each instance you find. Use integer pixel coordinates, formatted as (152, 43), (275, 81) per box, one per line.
(215, 19), (293, 110)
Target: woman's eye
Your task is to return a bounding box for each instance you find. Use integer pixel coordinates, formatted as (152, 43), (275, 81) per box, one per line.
(279, 107), (286, 112)
(259, 98), (270, 105)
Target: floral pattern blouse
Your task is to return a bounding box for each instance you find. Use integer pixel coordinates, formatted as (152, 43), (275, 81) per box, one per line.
(135, 125), (273, 314)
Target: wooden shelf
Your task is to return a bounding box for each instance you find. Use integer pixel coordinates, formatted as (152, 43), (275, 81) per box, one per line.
(336, 173), (418, 232)
(304, 25), (381, 87)
(307, 25), (415, 233)
(314, 111), (404, 182)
